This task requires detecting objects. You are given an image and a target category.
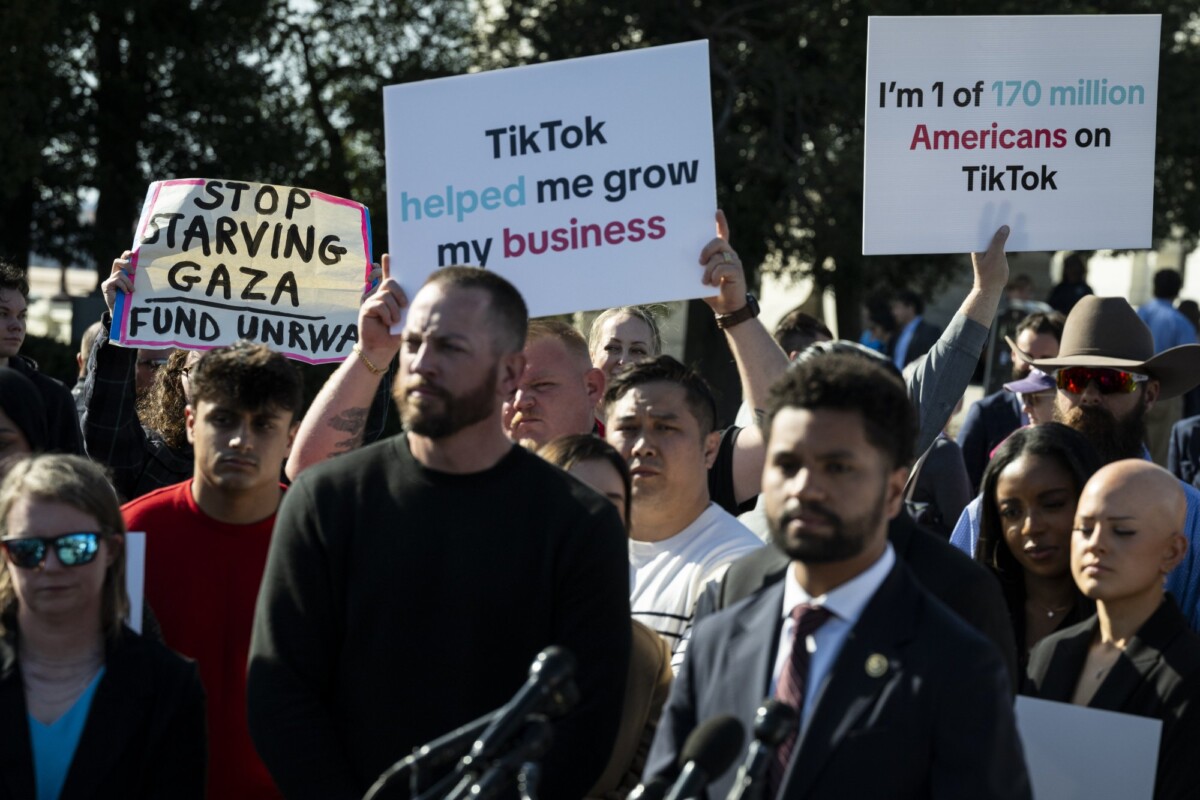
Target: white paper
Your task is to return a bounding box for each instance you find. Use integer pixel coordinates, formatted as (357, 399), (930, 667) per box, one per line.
(124, 532), (146, 634)
(1014, 695), (1161, 799)
(383, 41), (718, 319)
(863, 15), (1161, 254)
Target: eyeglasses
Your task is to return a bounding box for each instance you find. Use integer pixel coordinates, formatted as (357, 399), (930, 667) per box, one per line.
(137, 358), (170, 369)
(1, 532), (103, 570)
(1055, 367), (1149, 395)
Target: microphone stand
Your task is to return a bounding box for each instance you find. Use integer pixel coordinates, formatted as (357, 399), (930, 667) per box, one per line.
(517, 762), (541, 800)
(362, 711), (496, 800)
(443, 716), (554, 800)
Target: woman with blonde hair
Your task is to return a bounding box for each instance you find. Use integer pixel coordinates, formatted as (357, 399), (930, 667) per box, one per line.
(0, 454), (205, 799)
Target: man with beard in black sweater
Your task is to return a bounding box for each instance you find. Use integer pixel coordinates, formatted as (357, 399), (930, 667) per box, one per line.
(248, 259), (630, 799)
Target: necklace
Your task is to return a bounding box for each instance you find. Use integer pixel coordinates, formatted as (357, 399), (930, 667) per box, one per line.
(1032, 600), (1072, 619)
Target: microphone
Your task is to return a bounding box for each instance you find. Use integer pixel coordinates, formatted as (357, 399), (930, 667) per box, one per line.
(463, 716), (554, 800)
(627, 775), (672, 800)
(664, 715), (746, 800)
(725, 700), (798, 800)
(464, 647), (577, 766)
(364, 668), (578, 800)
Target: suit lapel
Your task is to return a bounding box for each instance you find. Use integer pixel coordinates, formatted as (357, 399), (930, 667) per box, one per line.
(1035, 621), (1096, 700)
(1090, 599), (1181, 713)
(726, 582), (786, 717)
(783, 563), (919, 798)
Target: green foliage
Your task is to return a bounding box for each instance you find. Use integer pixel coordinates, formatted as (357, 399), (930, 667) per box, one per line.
(0, 0), (476, 274)
(486, 0), (1200, 336)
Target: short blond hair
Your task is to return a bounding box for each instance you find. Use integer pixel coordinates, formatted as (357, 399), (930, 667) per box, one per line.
(0, 455), (129, 638)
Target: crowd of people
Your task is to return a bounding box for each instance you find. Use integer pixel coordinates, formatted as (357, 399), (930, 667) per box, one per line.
(2, 213), (1200, 800)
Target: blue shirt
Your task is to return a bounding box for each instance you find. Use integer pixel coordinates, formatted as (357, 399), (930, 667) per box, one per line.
(1137, 299), (1198, 353)
(1167, 482), (1200, 631)
(893, 316), (923, 370)
(28, 667), (105, 800)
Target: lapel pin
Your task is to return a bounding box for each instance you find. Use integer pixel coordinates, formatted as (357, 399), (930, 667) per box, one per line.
(865, 653), (889, 678)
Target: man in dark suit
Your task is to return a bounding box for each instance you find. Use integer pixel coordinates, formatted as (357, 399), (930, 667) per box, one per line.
(957, 311), (1064, 491)
(697, 510), (1019, 689)
(1168, 414), (1200, 489)
(888, 289), (941, 369)
(645, 354), (1029, 799)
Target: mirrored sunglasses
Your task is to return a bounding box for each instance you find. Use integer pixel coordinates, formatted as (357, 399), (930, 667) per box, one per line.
(1055, 367), (1149, 395)
(1, 532), (102, 570)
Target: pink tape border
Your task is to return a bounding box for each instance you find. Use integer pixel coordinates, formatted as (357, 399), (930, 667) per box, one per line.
(118, 180), (370, 365)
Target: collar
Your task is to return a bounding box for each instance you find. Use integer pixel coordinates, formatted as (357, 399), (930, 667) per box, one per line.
(782, 543), (896, 625)
(901, 315), (923, 336)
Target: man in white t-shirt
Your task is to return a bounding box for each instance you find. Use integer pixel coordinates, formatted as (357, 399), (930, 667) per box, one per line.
(604, 355), (763, 669)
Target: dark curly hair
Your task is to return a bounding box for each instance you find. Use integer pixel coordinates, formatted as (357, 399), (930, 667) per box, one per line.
(189, 341), (302, 418)
(138, 349), (192, 451)
(765, 353), (915, 471)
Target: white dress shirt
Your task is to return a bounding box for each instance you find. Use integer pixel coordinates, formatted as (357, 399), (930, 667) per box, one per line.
(770, 544), (896, 732)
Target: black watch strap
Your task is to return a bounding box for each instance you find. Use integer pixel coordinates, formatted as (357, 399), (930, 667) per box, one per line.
(715, 293), (760, 330)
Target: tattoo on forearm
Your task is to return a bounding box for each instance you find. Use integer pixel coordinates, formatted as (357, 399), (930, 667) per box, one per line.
(328, 407), (369, 454)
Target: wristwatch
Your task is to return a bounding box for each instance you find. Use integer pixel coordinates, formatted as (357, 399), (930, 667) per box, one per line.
(715, 293), (760, 330)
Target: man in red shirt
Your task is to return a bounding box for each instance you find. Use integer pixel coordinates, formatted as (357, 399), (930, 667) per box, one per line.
(123, 341), (300, 798)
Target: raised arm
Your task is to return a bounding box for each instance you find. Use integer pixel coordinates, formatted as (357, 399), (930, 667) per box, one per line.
(286, 254), (405, 480)
(907, 226), (1010, 456)
(701, 211), (789, 506)
(79, 253), (155, 499)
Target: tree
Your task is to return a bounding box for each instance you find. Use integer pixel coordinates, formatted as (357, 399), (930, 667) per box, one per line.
(0, 0), (477, 280)
(486, 0), (1200, 418)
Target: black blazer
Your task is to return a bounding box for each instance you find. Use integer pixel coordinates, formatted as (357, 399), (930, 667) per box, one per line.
(1025, 596), (1200, 800)
(646, 560), (1031, 799)
(0, 625), (207, 800)
(696, 513), (1020, 688)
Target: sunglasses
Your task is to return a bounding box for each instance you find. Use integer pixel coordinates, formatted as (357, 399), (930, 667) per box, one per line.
(1055, 367), (1149, 395)
(1, 532), (103, 570)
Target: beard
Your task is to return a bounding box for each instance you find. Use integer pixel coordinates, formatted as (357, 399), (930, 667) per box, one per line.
(1053, 398), (1148, 464)
(397, 369), (499, 439)
(768, 487), (888, 564)
(1011, 360), (1031, 382)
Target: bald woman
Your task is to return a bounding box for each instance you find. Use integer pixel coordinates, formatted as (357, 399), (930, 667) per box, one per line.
(1026, 459), (1200, 800)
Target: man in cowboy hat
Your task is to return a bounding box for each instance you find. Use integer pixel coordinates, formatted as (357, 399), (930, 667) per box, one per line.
(988, 295), (1200, 630)
(1019, 296), (1200, 466)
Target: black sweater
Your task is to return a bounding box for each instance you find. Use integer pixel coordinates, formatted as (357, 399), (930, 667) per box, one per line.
(248, 435), (632, 799)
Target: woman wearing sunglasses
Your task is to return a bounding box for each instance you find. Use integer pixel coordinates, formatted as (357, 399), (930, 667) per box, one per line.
(976, 424), (1102, 667)
(0, 454), (205, 799)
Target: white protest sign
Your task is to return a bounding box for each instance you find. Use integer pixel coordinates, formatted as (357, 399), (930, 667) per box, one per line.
(863, 15), (1161, 255)
(383, 41), (717, 318)
(124, 532), (145, 634)
(1014, 696), (1161, 799)
(113, 179), (373, 363)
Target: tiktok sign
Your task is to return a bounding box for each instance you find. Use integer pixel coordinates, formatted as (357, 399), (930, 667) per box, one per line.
(862, 15), (1161, 255)
(383, 41), (717, 318)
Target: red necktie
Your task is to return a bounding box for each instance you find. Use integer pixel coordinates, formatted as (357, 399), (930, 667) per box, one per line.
(769, 603), (834, 798)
